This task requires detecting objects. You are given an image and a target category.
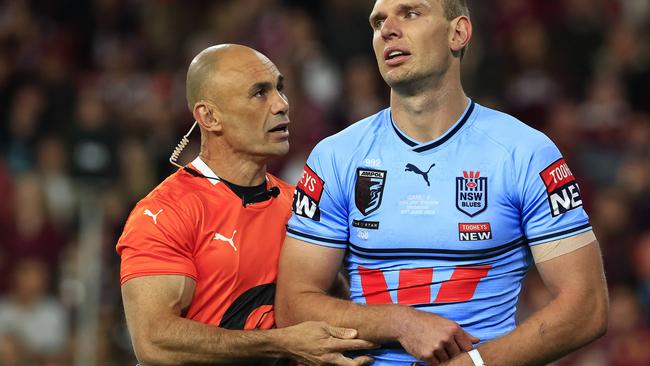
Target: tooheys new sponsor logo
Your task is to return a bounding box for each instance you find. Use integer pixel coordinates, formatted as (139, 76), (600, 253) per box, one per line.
(292, 164), (324, 221)
(458, 223), (492, 241)
(539, 158), (583, 217)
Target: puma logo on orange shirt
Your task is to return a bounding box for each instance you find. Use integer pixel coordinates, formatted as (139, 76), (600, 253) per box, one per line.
(214, 230), (237, 251)
(143, 209), (163, 225)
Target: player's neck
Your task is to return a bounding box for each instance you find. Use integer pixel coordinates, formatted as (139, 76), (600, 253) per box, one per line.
(390, 72), (467, 143)
(198, 146), (267, 187)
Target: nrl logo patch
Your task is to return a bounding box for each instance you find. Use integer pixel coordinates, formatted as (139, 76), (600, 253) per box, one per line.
(456, 171), (488, 217)
(355, 168), (387, 216)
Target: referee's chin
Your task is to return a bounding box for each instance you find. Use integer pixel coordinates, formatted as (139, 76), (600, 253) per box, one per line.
(252, 143), (290, 164)
(266, 141), (291, 158)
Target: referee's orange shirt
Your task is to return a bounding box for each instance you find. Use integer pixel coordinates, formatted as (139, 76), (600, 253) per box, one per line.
(116, 157), (294, 330)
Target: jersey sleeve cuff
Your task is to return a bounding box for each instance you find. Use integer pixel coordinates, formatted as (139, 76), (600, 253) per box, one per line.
(120, 271), (199, 286)
(286, 227), (348, 249)
(527, 221), (592, 246)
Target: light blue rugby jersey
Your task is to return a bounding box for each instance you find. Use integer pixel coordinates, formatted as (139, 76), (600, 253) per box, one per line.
(287, 100), (591, 365)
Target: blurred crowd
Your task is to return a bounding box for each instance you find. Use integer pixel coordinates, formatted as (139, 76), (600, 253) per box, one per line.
(0, 0), (648, 365)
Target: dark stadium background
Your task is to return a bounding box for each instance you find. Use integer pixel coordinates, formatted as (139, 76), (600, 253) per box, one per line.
(0, 0), (648, 365)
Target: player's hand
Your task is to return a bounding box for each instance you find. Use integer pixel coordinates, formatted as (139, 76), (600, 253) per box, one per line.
(396, 308), (479, 366)
(281, 321), (376, 365)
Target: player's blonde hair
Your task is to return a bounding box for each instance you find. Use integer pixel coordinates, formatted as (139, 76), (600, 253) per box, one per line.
(441, 0), (469, 20)
(441, 0), (470, 59)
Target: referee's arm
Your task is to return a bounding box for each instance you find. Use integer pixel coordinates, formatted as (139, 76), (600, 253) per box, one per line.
(122, 274), (374, 365)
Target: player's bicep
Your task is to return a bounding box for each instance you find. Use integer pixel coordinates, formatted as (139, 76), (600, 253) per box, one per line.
(535, 240), (606, 300)
(121, 275), (196, 344)
(278, 237), (346, 294)
(276, 237), (346, 324)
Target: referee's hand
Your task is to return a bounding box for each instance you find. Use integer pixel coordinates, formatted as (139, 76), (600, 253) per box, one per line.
(282, 321), (376, 366)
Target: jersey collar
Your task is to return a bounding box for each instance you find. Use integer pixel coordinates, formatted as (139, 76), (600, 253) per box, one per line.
(390, 99), (476, 153)
(190, 156), (221, 186)
(189, 156), (272, 193)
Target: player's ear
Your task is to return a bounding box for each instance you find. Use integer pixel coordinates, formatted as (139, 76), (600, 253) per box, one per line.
(449, 15), (472, 57)
(193, 101), (223, 133)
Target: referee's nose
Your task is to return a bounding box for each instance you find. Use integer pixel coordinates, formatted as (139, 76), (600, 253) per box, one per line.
(270, 88), (289, 116)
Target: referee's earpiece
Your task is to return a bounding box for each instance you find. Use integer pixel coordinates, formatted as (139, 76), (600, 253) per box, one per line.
(169, 121), (198, 169)
(170, 100), (220, 170)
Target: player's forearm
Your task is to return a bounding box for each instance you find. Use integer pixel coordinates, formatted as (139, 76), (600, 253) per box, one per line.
(450, 288), (608, 366)
(277, 289), (408, 344)
(135, 316), (289, 365)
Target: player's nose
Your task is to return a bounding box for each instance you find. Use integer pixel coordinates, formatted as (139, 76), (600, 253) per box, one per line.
(381, 15), (402, 40)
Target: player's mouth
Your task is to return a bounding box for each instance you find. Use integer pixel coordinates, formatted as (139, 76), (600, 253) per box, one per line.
(268, 122), (290, 139)
(384, 47), (411, 67)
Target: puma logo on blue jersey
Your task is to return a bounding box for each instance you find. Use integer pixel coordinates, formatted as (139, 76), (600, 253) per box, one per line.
(405, 163), (436, 186)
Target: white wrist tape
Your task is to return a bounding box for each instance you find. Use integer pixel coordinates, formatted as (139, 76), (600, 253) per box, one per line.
(468, 349), (485, 366)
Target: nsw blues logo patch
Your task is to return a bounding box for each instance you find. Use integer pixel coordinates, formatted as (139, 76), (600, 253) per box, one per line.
(355, 168), (387, 216)
(456, 171), (488, 217)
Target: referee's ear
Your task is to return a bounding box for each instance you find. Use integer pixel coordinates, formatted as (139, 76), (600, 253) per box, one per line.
(193, 100), (223, 133)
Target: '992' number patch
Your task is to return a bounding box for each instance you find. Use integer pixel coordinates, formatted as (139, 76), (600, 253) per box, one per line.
(292, 165), (324, 221)
(539, 158), (583, 217)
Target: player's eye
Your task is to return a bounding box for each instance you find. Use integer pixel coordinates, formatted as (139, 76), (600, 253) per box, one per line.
(373, 18), (385, 29)
(254, 89), (266, 98)
(406, 11), (419, 19)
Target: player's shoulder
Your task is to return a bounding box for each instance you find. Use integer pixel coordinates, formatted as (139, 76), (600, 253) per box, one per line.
(471, 103), (556, 156)
(312, 108), (389, 158)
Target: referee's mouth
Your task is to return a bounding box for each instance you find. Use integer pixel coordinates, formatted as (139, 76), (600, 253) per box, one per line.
(268, 121), (290, 138)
